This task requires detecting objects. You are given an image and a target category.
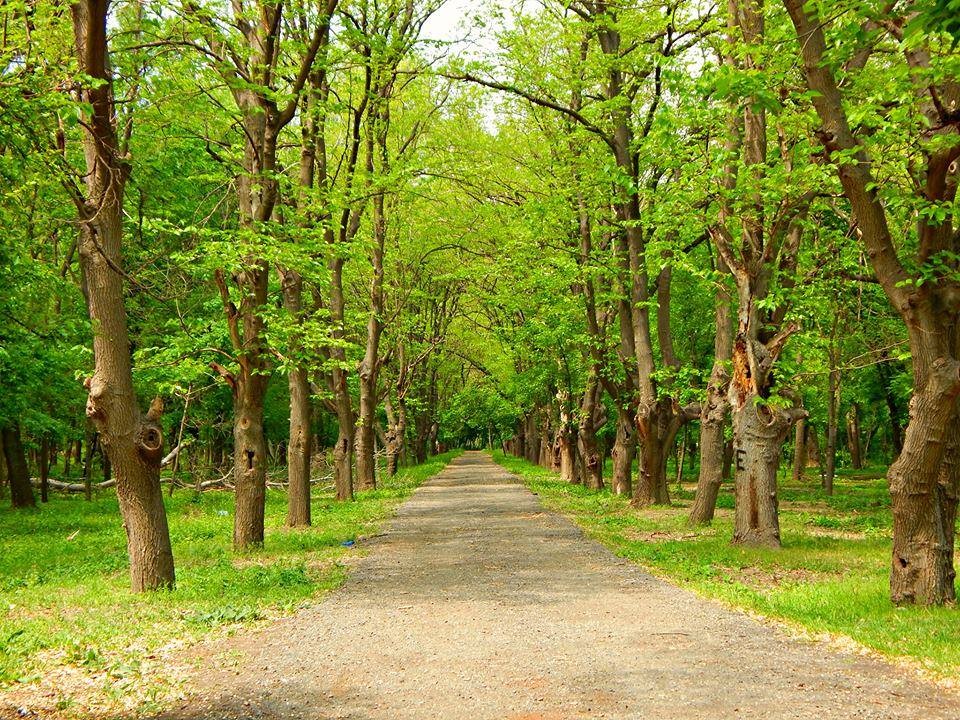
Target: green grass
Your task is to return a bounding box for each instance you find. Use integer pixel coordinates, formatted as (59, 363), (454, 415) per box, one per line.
(0, 451), (459, 714)
(494, 450), (960, 679)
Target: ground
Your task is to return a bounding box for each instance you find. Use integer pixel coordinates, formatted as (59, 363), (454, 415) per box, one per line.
(147, 452), (959, 720)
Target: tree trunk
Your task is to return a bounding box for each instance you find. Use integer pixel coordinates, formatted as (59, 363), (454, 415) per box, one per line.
(286, 365), (312, 526)
(334, 421), (354, 501)
(634, 400), (684, 506)
(82, 428), (97, 502)
(791, 418), (807, 483)
(847, 402), (863, 470)
(690, 415), (726, 524)
(610, 405), (635, 496)
(557, 397), (577, 483)
(385, 396), (406, 477)
(577, 425), (602, 489)
(283, 270), (312, 528)
(232, 375), (268, 549)
(888, 369), (959, 606)
(731, 399), (795, 547)
(690, 263), (733, 524)
(576, 373), (603, 489)
(825, 363), (839, 496)
(71, 0), (175, 591)
(539, 414), (552, 468)
(39, 435), (50, 503)
(355, 343), (381, 491)
(525, 413), (540, 464)
(2, 425), (35, 509)
(783, 0), (960, 604)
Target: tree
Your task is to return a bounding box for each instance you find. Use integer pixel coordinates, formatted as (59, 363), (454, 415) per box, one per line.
(69, 0), (175, 591)
(784, 0), (960, 603)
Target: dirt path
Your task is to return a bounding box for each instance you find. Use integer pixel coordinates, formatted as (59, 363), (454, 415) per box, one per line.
(160, 452), (960, 720)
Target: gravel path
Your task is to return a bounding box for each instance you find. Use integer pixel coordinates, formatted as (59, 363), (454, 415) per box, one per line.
(160, 451), (960, 720)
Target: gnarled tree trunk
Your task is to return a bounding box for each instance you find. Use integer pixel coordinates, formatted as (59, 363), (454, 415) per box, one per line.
(634, 400), (689, 506)
(71, 0), (174, 591)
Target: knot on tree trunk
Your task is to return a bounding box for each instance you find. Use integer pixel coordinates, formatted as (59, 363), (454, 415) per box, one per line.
(137, 422), (164, 465)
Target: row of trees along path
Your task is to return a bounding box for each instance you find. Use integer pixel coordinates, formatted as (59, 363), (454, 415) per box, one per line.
(0, 0), (957, 606)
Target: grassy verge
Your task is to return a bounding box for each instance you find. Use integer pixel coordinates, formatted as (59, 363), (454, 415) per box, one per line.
(494, 450), (960, 680)
(0, 450), (459, 717)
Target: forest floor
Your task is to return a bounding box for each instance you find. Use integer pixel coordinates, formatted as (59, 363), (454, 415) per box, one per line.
(0, 452), (460, 720)
(135, 451), (959, 720)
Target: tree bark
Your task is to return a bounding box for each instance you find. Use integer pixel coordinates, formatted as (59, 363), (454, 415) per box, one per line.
(2, 425), (35, 509)
(690, 415), (726, 525)
(557, 391), (578, 483)
(71, 0), (174, 591)
(610, 405), (635, 496)
(690, 255), (733, 525)
(232, 372), (268, 548)
(784, 0), (960, 603)
(791, 418), (807, 483)
(576, 371), (603, 489)
(283, 271), (312, 527)
(286, 364), (312, 527)
(634, 400), (688, 506)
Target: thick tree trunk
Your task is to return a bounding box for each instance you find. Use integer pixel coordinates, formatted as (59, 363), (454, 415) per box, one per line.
(577, 425), (602, 489)
(730, 399), (797, 547)
(282, 269), (312, 527)
(232, 375), (268, 549)
(610, 405), (635, 496)
(791, 419), (807, 483)
(2, 425), (35, 509)
(690, 417), (726, 525)
(888, 367), (959, 606)
(634, 400), (683, 506)
(634, 431), (673, 506)
(690, 265), (732, 524)
(72, 0), (175, 591)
